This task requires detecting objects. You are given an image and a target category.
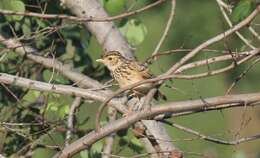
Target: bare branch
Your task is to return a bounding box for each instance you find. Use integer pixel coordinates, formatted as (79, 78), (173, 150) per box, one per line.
(249, 26), (260, 41)
(0, 0), (165, 23)
(65, 97), (82, 146)
(102, 107), (117, 158)
(0, 73), (127, 113)
(152, 0), (176, 56)
(161, 120), (260, 145)
(54, 92), (260, 158)
(216, 0), (255, 49)
(176, 49), (259, 73)
(0, 34), (103, 89)
(165, 6), (260, 75)
(225, 57), (260, 94)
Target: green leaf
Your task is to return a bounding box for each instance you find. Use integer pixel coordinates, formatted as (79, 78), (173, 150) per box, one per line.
(43, 69), (53, 82)
(80, 28), (91, 49)
(36, 19), (48, 28)
(58, 104), (69, 118)
(129, 137), (143, 153)
(231, 0), (256, 23)
(23, 90), (41, 103)
(46, 102), (58, 112)
(43, 69), (69, 84)
(89, 141), (103, 157)
(6, 51), (18, 60)
(120, 19), (147, 46)
(45, 96), (71, 120)
(61, 39), (76, 60)
(22, 19), (31, 37)
(0, 0), (25, 21)
(104, 0), (126, 15)
(80, 150), (89, 158)
(118, 135), (129, 146)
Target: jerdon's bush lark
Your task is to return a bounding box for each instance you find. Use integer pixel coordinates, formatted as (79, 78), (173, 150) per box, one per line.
(96, 51), (166, 100)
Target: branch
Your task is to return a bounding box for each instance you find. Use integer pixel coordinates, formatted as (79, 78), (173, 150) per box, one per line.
(65, 97), (82, 146)
(0, 34), (103, 89)
(102, 107), (117, 158)
(60, 0), (134, 59)
(0, 0), (165, 22)
(161, 120), (260, 145)
(54, 92), (260, 158)
(165, 5), (260, 75)
(226, 57), (260, 94)
(152, 0), (176, 56)
(216, 0), (255, 49)
(0, 73), (127, 113)
(176, 49), (260, 73)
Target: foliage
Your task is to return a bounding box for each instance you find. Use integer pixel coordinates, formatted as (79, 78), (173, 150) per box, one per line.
(231, 0), (256, 23)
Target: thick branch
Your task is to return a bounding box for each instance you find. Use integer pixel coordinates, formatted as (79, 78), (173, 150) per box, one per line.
(0, 73), (127, 113)
(54, 92), (260, 158)
(60, 0), (133, 59)
(0, 34), (103, 89)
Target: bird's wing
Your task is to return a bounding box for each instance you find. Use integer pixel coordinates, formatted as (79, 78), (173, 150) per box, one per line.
(129, 61), (153, 79)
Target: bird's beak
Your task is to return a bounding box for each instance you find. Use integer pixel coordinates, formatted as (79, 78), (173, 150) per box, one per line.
(96, 59), (104, 63)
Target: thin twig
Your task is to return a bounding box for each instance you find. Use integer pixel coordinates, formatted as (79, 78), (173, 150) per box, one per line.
(176, 50), (259, 73)
(248, 26), (260, 41)
(226, 57), (260, 94)
(152, 0), (176, 56)
(0, 0), (165, 22)
(160, 120), (260, 145)
(145, 48), (229, 64)
(216, 0), (256, 49)
(216, 0), (232, 12)
(65, 97), (82, 146)
(0, 83), (21, 103)
(165, 6), (260, 75)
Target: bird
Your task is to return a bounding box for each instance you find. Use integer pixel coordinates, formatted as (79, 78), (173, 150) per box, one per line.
(96, 51), (166, 100)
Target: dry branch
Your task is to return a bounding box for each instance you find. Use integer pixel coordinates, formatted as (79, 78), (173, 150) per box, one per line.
(0, 0), (164, 23)
(54, 92), (260, 158)
(0, 73), (127, 113)
(165, 5), (260, 75)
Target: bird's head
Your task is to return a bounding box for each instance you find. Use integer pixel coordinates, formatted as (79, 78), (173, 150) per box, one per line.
(96, 51), (125, 71)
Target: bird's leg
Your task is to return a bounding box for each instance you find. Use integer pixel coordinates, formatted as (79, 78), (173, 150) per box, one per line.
(122, 90), (145, 117)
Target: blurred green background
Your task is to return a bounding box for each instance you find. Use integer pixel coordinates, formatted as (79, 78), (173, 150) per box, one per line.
(0, 0), (260, 157)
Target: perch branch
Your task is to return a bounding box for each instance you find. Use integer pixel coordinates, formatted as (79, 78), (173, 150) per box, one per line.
(54, 92), (260, 158)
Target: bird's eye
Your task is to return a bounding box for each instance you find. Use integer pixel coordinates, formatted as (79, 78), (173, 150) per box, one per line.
(108, 57), (112, 61)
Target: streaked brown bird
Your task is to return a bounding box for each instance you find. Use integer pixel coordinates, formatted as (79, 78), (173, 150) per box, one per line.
(96, 51), (166, 100)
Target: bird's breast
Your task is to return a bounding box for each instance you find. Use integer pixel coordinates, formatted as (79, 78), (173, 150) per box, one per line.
(112, 67), (153, 91)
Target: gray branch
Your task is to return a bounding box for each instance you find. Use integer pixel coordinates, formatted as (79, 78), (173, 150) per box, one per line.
(60, 0), (133, 59)
(53, 92), (260, 158)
